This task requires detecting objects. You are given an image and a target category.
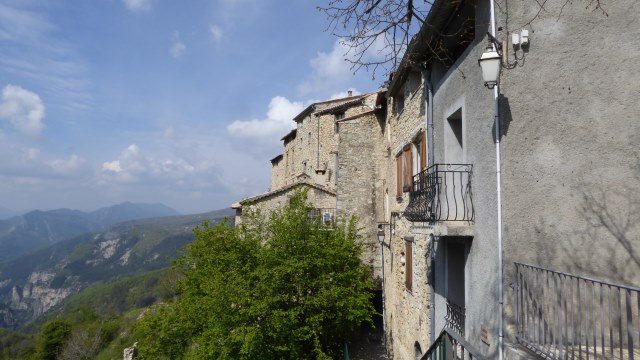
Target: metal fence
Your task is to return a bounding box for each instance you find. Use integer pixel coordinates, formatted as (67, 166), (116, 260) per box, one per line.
(405, 164), (474, 223)
(421, 327), (484, 360)
(307, 208), (335, 227)
(515, 263), (640, 359)
(445, 300), (466, 337)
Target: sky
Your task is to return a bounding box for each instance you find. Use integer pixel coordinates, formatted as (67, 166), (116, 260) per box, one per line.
(0, 0), (382, 215)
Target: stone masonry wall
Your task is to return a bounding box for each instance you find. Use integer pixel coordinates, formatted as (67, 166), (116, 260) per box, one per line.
(383, 72), (434, 359)
(336, 111), (384, 279)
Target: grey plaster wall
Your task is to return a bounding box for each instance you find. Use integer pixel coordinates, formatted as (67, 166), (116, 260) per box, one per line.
(493, 0), (640, 344)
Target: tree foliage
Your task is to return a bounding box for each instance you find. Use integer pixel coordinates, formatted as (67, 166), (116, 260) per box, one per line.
(136, 190), (375, 359)
(34, 319), (71, 360)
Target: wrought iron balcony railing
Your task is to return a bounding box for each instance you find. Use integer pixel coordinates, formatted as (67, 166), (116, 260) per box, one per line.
(405, 164), (474, 223)
(421, 327), (484, 360)
(515, 263), (640, 360)
(445, 300), (466, 337)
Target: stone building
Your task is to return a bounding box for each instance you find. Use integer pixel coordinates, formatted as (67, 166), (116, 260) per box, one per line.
(378, 0), (640, 359)
(232, 1), (640, 357)
(232, 91), (387, 278)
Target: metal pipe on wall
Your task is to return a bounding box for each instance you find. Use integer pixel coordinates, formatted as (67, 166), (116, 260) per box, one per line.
(488, 0), (505, 358)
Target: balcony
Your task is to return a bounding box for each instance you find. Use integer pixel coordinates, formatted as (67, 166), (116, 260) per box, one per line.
(405, 164), (474, 223)
(514, 263), (640, 359)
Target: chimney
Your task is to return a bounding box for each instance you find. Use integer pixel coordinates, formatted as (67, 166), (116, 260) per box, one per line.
(347, 90), (352, 97)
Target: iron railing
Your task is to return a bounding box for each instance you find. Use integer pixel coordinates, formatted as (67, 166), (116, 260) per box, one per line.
(405, 164), (474, 223)
(445, 300), (466, 337)
(515, 263), (640, 359)
(421, 327), (484, 360)
(307, 208), (335, 227)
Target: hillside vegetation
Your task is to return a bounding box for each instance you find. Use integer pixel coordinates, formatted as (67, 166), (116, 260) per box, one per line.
(0, 208), (234, 329)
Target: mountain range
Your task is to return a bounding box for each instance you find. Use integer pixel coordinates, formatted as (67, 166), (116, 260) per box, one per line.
(0, 202), (180, 263)
(0, 207), (234, 329)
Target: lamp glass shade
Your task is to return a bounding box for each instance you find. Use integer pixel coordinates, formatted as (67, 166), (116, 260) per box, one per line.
(377, 228), (385, 243)
(479, 48), (501, 85)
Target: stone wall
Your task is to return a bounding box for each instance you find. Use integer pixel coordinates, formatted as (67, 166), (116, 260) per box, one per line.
(382, 71), (435, 359)
(336, 111), (385, 279)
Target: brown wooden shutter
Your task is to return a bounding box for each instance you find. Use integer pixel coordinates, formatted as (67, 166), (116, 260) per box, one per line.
(403, 145), (412, 192)
(396, 154), (403, 197)
(420, 131), (427, 171)
(405, 239), (413, 291)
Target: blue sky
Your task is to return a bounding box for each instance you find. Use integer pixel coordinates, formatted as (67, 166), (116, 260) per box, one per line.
(0, 0), (380, 215)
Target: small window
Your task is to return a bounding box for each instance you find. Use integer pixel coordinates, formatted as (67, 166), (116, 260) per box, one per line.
(335, 112), (345, 121)
(405, 237), (413, 292)
(413, 131), (427, 173)
(402, 145), (413, 192)
(395, 95), (405, 114)
(396, 154), (403, 198)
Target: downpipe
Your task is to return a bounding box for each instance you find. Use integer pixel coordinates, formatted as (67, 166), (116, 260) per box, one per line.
(488, 0), (505, 358)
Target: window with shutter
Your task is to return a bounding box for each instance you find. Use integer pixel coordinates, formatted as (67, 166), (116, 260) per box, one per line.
(405, 237), (413, 291)
(396, 154), (403, 198)
(403, 145), (413, 192)
(420, 131), (427, 171)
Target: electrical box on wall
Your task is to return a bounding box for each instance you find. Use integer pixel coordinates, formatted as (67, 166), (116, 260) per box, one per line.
(520, 29), (529, 45)
(512, 33), (520, 46)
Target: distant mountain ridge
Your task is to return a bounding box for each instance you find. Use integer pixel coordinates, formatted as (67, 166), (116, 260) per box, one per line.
(0, 208), (234, 329)
(0, 202), (180, 263)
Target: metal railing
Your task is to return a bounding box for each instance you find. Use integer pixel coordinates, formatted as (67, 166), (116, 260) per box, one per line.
(445, 300), (466, 337)
(515, 263), (640, 359)
(421, 327), (484, 360)
(307, 208), (335, 227)
(405, 164), (474, 223)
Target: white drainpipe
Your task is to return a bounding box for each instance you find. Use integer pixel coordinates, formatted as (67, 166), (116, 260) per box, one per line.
(488, 0), (504, 359)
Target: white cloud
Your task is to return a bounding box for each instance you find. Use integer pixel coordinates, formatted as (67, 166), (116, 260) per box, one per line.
(0, 84), (45, 136)
(170, 32), (186, 59)
(210, 25), (224, 43)
(0, 134), (90, 180)
(227, 96), (303, 145)
(102, 160), (122, 173)
(122, 0), (152, 12)
(298, 40), (353, 96)
(101, 144), (218, 186)
(48, 154), (87, 175)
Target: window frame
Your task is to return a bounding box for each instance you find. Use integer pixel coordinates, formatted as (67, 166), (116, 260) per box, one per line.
(405, 236), (414, 292)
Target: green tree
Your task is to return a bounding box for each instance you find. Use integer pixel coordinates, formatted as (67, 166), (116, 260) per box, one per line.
(34, 319), (71, 360)
(136, 190), (375, 359)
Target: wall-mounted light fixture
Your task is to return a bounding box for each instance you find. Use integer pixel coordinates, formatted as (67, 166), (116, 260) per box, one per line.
(377, 225), (386, 245)
(478, 32), (504, 89)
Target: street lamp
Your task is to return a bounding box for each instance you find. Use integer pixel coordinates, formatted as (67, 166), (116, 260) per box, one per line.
(478, 32), (503, 89)
(377, 226), (385, 245)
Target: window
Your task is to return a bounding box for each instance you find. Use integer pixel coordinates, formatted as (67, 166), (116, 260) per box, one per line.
(396, 154), (403, 198)
(405, 237), (413, 291)
(335, 112), (345, 121)
(396, 140), (419, 197)
(403, 145), (413, 192)
(413, 131), (427, 174)
(394, 94), (405, 114)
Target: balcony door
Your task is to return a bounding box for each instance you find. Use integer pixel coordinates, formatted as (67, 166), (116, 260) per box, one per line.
(444, 238), (469, 336)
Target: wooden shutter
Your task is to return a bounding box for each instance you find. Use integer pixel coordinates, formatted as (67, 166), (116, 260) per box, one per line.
(405, 238), (413, 291)
(396, 154), (403, 197)
(403, 145), (412, 192)
(420, 131), (427, 171)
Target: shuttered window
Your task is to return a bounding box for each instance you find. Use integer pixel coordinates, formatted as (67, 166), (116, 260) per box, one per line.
(396, 154), (403, 198)
(403, 145), (413, 192)
(420, 130), (427, 171)
(405, 237), (413, 292)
